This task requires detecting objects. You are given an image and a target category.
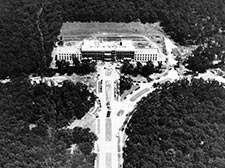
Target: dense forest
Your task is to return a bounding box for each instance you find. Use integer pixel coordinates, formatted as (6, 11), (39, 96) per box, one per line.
(186, 35), (225, 73)
(0, 78), (97, 167)
(124, 78), (225, 167)
(1, 0), (225, 78)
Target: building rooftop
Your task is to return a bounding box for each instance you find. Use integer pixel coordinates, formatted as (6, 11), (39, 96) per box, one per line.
(56, 46), (80, 53)
(135, 48), (159, 53)
(81, 39), (135, 52)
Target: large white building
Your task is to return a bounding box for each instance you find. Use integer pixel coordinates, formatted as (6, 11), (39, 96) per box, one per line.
(134, 48), (160, 63)
(81, 39), (135, 61)
(51, 38), (164, 68)
(51, 44), (81, 68)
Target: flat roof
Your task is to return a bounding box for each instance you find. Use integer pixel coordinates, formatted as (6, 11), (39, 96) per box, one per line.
(55, 39), (160, 54)
(81, 39), (135, 52)
(135, 48), (159, 53)
(56, 46), (80, 53)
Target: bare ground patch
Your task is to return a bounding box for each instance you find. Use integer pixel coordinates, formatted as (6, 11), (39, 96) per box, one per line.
(68, 113), (96, 133)
(59, 22), (165, 41)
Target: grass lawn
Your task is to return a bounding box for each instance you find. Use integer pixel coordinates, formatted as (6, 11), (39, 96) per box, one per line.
(59, 22), (164, 41)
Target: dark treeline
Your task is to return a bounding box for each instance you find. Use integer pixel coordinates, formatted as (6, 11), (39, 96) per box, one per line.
(120, 75), (133, 95)
(13, 79), (95, 128)
(0, 77), (95, 128)
(186, 35), (225, 73)
(121, 61), (160, 77)
(55, 58), (96, 75)
(61, 0), (225, 45)
(0, 78), (97, 167)
(1, 0), (225, 78)
(124, 78), (225, 167)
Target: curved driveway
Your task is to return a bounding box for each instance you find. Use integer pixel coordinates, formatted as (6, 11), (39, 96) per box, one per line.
(94, 64), (179, 168)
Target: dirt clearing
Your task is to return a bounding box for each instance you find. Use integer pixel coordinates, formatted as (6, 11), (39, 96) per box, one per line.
(59, 22), (165, 41)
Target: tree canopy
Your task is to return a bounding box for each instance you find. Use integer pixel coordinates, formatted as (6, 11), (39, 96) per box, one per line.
(124, 78), (225, 168)
(0, 78), (97, 167)
(186, 35), (225, 73)
(55, 59), (96, 76)
(121, 61), (158, 77)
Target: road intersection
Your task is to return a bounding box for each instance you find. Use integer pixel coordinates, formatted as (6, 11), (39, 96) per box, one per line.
(94, 61), (179, 168)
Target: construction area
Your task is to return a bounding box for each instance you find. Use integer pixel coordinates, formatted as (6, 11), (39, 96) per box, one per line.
(51, 22), (169, 69)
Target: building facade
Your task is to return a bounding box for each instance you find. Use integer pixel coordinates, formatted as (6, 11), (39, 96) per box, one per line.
(51, 38), (163, 68)
(51, 46), (81, 68)
(134, 48), (159, 63)
(81, 39), (135, 61)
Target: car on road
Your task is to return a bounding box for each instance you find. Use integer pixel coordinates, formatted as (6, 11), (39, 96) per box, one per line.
(124, 118), (129, 125)
(117, 110), (124, 116)
(106, 102), (110, 109)
(135, 87), (140, 91)
(106, 110), (111, 117)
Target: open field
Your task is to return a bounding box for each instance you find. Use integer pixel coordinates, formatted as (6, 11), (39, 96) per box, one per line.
(59, 22), (164, 41)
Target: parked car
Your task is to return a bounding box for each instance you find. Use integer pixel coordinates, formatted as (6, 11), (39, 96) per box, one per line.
(106, 110), (111, 117)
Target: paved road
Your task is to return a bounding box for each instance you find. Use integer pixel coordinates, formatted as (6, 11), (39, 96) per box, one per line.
(130, 88), (150, 102)
(95, 62), (120, 168)
(94, 62), (179, 168)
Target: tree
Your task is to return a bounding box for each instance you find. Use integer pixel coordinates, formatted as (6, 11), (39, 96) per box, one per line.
(186, 46), (215, 73)
(121, 61), (135, 75)
(56, 60), (70, 74)
(72, 127), (97, 146)
(0, 77), (97, 168)
(78, 142), (93, 155)
(71, 152), (95, 168)
(123, 78), (225, 167)
(133, 61), (143, 75)
(141, 61), (155, 77)
(120, 76), (133, 94)
(73, 56), (80, 67)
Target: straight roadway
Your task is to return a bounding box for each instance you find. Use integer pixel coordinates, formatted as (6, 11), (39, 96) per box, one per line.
(95, 62), (120, 168)
(94, 62), (179, 168)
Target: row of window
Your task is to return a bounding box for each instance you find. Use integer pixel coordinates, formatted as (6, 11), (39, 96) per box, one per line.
(58, 53), (72, 56)
(57, 52), (156, 57)
(135, 56), (158, 62)
(58, 53), (81, 56)
(57, 54), (80, 61)
(58, 55), (73, 61)
(135, 53), (158, 57)
(56, 53), (158, 62)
